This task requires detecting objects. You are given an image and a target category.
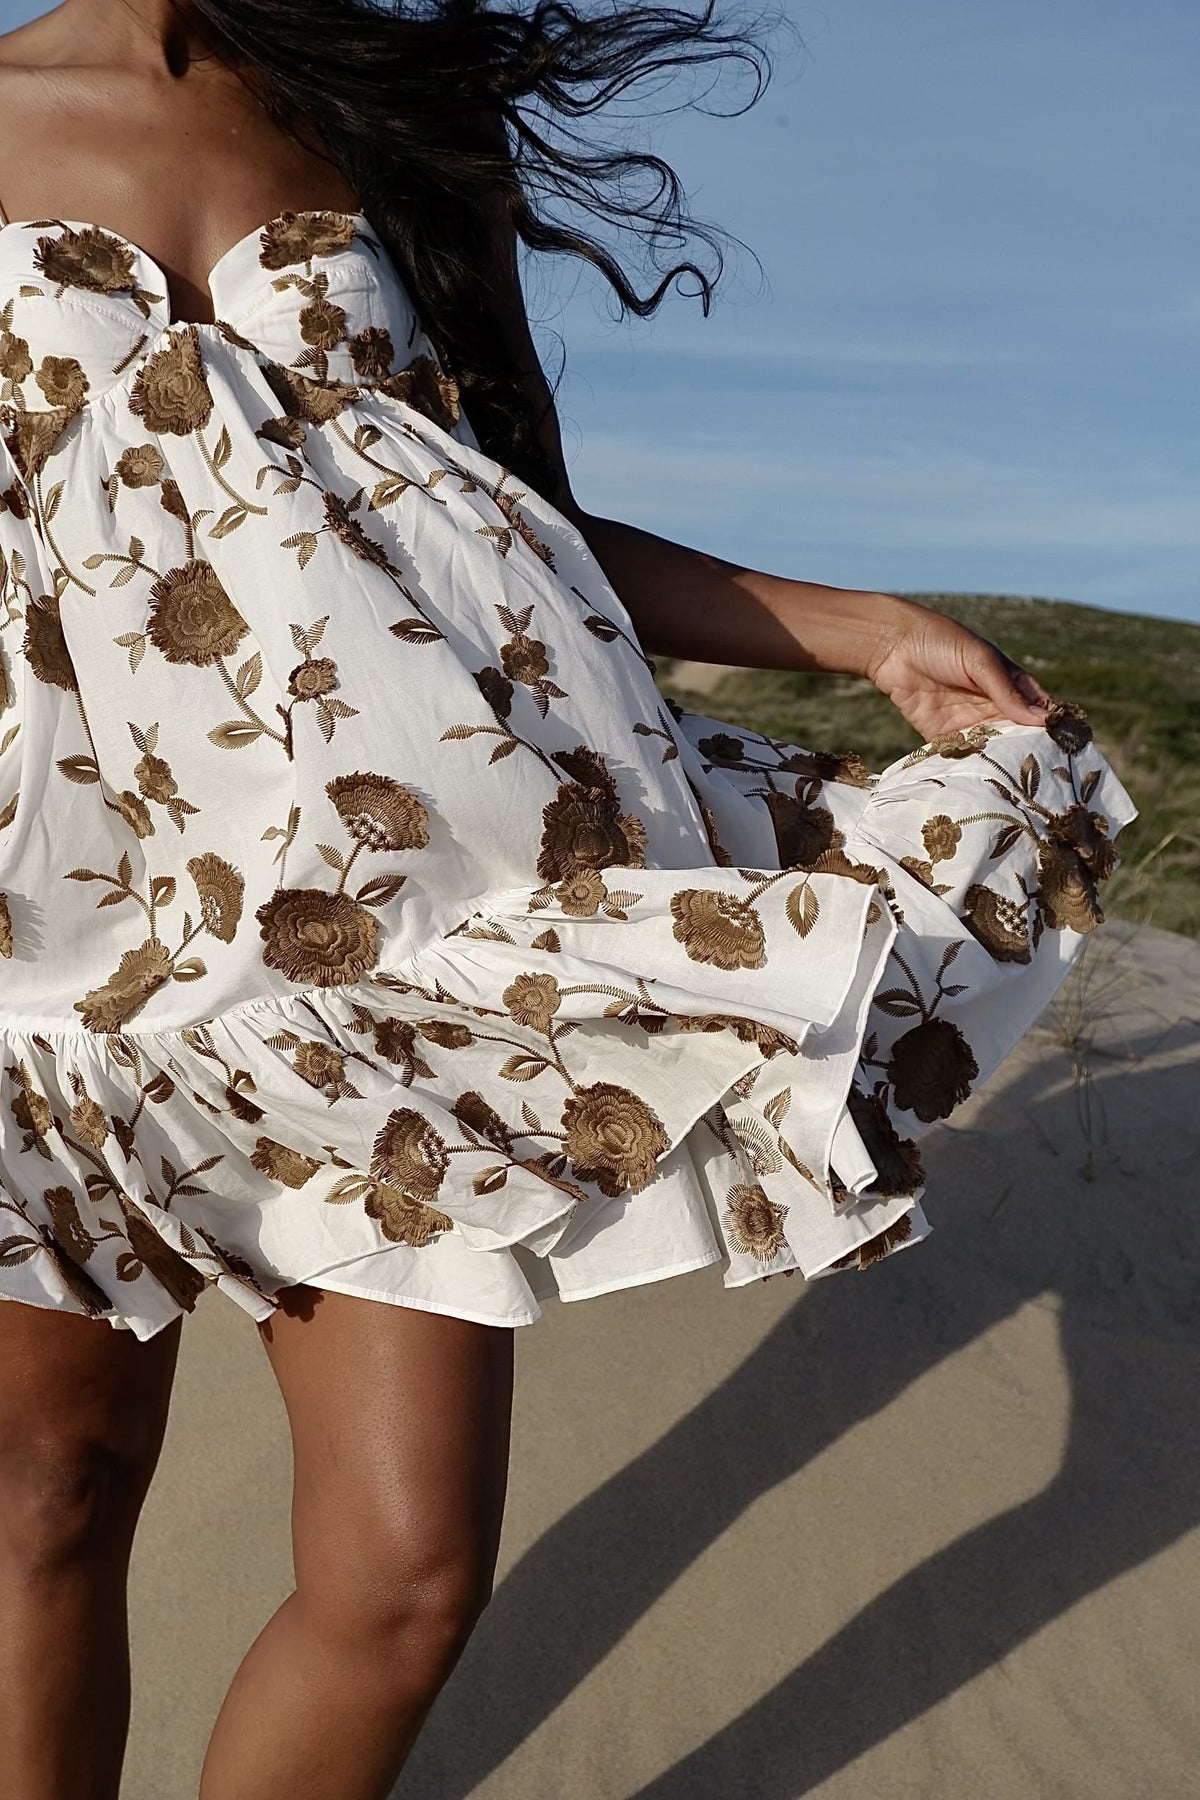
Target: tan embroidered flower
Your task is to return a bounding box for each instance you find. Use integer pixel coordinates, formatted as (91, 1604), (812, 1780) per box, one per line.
(0, 893), (11, 959)
(34, 225), (136, 293)
(45, 1184), (97, 1262)
(962, 883), (1031, 963)
(0, 329), (33, 383)
(250, 1136), (322, 1188)
(417, 1019), (473, 1049)
(1051, 804), (1118, 882)
(500, 634), (550, 685)
(299, 297), (348, 351)
(115, 444), (166, 488)
(135, 751), (177, 803)
(118, 1196), (208, 1308)
(453, 1090), (511, 1146)
(670, 888), (767, 971)
(723, 1182), (788, 1261)
(257, 413), (308, 449)
(187, 853), (244, 942)
(887, 1017), (979, 1123)
(24, 595), (78, 692)
(263, 361), (360, 423)
(555, 869), (606, 916)
(35, 355), (88, 412)
(561, 1081), (669, 1196)
(159, 478), (191, 526)
(349, 326), (395, 380)
(845, 1084), (924, 1196)
(323, 491), (391, 567)
(147, 561), (249, 666)
(922, 815), (961, 863)
(11, 1065), (53, 1143)
(537, 785), (648, 883)
(1044, 699), (1093, 754)
(377, 353), (461, 430)
(129, 327), (213, 434)
(4, 408), (70, 480)
(371, 1107), (450, 1205)
(778, 747), (873, 789)
(912, 724), (999, 762)
(365, 1183), (454, 1247)
(765, 792), (840, 867)
(258, 211), (357, 270)
(326, 772), (430, 852)
(288, 657), (338, 700)
(899, 856), (935, 888)
(115, 789), (154, 839)
(75, 938), (174, 1033)
(503, 972), (561, 1032)
(256, 887), (379, 985)
(292, 1041), (346, 1091)
(1036, 839), (1103, 934)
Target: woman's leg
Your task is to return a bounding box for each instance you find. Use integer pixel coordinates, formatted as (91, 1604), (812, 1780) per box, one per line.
(0, 1303), (182, 1800)
(199, 1286), (515, 1800)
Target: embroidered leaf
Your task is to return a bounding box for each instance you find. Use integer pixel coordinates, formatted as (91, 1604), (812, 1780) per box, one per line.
(1081, 767), (1101, 804)
(212, 426), (233, 469)
(786, 880), (820, 938)
(173, 957), (207, 982)
(990, 822), (1023, 859)
(488, 737), (518, 763)
(0, 1236), (39, 1267)
(389, 617), (443, 644)
(472, 1165), (509, 1196)
(114, 630), (146, 674)
(210, 504), (247, 539)
(873, 990), (923, 1018)
(96, 888), (132, 908)
(56, 754), (101, 785)
(236, 653), (262, 698)
(499, 1053), (549, 1082)
(763, 1087), (793, 1129)
(1019, 753), (1041, 798)
(207, 719), (263, 750)
(356, 873), (407, 908)
(938, 940), (963, 975)
(43, 480), (64, 523)
(324, 1174), (373, 1205)
(150, 875), (176, 909)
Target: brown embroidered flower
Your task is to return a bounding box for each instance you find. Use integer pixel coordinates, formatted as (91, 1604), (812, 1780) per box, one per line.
(1036, 839), (1103, 934)
(365, 1183), (454, 1247)
(250, 1136), (322, 1188)
(922, 815), (961, 863)
(503, 972), (561, 1032)
(147, 561), (248, 666)
(918, 724), (998, 761)
(555, 869), (606, 916)
(0, 893), (11, 959)
(292, 1041), (347, 1092)
(115, 790), (154, 840)
(257, 413), (308, 449)
(500, 634), (550, 685)
(1044, 699), (1093, 754)
(75, 938), (174, 1033)
(226, 1087), (265, 1125)
(697, 732), (747, 767)
(11, 1065), (53, 1143)
(845, 1084), (924, 1196)
(4, 409), (70, 480)
(670, 889), (767, 971)
(118, 1195), (208, 1308)
(899, 856), (935, 888)
(258, 210), (357, 270)
(349, 326), (395, 380)
(537, 785), (648, 883)
(24, 595), (78, 692)
(561, 1082), (669, 1196)
(115, 444), (166, 488)
(831, 1212), (915, 1271)
(2, 482), (31, 519)
(129, 328), (213, 435)
(299, 297), (348, 351)
(765, 792), (840, 867)
(369, 1018), (426, 1071)
(674, 1013), (798, 1056)
(135, 751), (177, 803)
(44, 1185), (96, 1262)
(778, 747), (874, 789)
(263, 361), (360, 423)
(474, 665), (514, 720)
(322, 490), (391, 567)
(288, 657), (338, 700)
(453, 1091), (511, 1146)
(377, 353), (461, 430)
(962, 883), (1031, 963)
(326, 772), (430, 852)
(35, 355), (88, 412)
(1051, 804), (1118, 882)
(0, 329), (33, 383)
(256, 887), (379, 985)
(887, 1017), (979, 1123)
(187, 853), (244, 942)
(34, 225), (136, 293)
(418, 1019), (473, 1049)
(371, 1107), (450, 1205)
(723, 1182), (788, 1261)
(160, 478), (191, 526)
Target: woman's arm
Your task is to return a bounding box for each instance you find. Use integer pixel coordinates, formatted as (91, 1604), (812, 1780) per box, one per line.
(483, 200), (1053, 737)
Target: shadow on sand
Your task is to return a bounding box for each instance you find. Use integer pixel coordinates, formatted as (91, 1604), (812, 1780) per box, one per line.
(398, 1010), (1200, 1799)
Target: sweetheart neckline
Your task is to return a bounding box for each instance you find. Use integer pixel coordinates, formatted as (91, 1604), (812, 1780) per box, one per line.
(0, 207), (376, 327)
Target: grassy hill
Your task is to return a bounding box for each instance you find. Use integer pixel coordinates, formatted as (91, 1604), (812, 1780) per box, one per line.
(656, 593), (1200, 938)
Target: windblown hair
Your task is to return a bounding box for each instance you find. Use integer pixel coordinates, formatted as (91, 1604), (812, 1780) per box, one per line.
(189, 0), (775, 498)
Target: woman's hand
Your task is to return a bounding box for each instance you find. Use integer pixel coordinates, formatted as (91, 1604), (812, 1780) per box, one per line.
(865, 599), (1053, 741)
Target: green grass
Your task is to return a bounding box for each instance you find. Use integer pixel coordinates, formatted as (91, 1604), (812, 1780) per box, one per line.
(656, 593), (1200, 938)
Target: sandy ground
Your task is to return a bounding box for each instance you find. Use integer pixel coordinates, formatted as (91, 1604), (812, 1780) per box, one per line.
(122, 919), (1200, 1800)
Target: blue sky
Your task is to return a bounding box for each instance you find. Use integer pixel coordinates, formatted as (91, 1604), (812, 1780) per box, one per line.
(3, 0), (1196, 621)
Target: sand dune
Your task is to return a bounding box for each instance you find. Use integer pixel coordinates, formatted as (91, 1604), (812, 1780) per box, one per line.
(123, 919), (1200, 1799)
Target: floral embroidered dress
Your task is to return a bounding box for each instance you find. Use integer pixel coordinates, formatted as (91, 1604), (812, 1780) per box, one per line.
(0, 205), (1136, 1340)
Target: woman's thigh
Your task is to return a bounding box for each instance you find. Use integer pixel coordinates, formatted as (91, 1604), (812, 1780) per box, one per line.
(258, 1287), (515, 1637)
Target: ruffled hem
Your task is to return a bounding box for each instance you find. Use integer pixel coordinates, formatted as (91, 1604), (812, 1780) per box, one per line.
(0, 717), (1137, 1340)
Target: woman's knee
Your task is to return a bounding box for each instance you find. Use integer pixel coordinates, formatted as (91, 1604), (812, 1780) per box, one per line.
(0, 1426), (160, 1576)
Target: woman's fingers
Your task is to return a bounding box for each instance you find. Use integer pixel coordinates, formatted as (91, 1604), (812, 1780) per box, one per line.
(970, 638), (1053, 723)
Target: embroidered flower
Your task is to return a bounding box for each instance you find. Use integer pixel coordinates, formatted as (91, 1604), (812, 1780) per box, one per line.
(326, 772), (429, 852)
(129, 328), (213, 435)
(669, 889), (766, 971)
(147, 561), (248, 666)
(561, 1082), (668, 1196)
(256, 888), (379, 986)
(723, 1183), (788, 1261)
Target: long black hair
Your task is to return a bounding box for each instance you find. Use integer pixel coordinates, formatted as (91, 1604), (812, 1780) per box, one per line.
(187, 0), (777, 498)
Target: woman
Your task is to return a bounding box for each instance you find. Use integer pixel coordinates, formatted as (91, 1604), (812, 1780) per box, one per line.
(0, 0), (1134, 1794)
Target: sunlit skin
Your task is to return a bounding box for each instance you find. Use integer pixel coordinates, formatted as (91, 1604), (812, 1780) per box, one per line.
(0, 4), (1053, 1797)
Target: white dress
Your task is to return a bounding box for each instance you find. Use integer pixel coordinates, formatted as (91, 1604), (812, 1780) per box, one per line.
(0, 205), (1136, 1339)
